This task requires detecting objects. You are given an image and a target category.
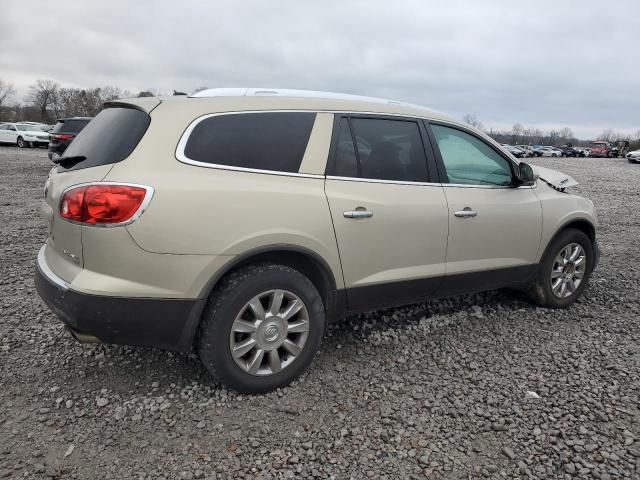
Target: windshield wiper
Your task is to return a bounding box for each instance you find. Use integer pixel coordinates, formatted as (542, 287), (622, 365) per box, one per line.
(53, 155), (87, 166)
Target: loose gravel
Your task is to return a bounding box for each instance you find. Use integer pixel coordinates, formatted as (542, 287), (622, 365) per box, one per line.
(1, 147), (639, 479)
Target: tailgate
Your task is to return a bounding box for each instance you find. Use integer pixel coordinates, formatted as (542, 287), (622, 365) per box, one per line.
(42, 165), (113, 282)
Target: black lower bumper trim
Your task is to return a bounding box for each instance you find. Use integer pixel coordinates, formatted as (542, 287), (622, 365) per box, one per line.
(35, 264), (206, 353)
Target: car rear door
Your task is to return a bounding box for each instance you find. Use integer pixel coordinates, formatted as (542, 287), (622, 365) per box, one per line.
(425, 121), (542, 294)
(324, 115), (448, 311)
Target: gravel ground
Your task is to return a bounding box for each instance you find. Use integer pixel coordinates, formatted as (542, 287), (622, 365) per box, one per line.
(1, 146), (639, 479)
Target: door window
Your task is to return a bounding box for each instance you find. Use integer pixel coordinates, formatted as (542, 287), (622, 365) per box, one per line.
(331, 117), (429, 182)
(431, 124), (513, 186)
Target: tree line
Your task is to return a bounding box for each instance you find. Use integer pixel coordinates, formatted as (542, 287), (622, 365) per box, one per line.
(0, 79), (638, 148)
(0, 78), (161, 124)
(462, 113), (640, 149)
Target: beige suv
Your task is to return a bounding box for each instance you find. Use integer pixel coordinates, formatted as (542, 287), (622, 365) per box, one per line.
(35, 88), (600, 393)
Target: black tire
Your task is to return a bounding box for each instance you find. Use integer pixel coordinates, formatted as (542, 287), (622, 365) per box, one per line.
(527, 228), (594, 308)
(198, 263), (326, 394)
(16, 137), (25, 148)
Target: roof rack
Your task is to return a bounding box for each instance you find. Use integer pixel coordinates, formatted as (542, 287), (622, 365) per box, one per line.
(189, 87), (430, 110)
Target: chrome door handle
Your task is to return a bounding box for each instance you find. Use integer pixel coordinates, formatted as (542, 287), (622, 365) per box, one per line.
(454, 209), (478, 218)
(344, 208), (373, 219)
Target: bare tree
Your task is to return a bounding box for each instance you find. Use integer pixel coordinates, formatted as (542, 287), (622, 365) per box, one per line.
(598, 129), (614, 142)
(0, 80), (16, 109)
(511, 123), (524, 144)
(28, 79), (60, 121)
(99, 86), (124, 103)
(558, 127), (574, 141)
(462, 113), (483, 130)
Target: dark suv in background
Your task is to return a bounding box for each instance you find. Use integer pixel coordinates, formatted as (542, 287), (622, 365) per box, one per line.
(48, 117), (92, 160)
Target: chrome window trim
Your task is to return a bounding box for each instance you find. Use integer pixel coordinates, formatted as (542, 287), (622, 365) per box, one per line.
(326, 175), (441, 187)
(37, 246), (70, 291)
(326, 176), (536, 189)
(175, 110), (327, 179)
(175, 109), (446, 179)
(58, 182), (155, 228)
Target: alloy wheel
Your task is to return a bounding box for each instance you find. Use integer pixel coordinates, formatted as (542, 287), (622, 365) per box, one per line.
(229, 289), (310, 376)
(550, 242), (587, 298)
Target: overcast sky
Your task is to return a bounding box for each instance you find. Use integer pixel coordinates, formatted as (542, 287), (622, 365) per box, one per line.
(1, 0), (638, 138)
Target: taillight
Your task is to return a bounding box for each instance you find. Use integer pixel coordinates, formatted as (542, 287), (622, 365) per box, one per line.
(52, 133), (74, 141)
(60, 184), (153, 225)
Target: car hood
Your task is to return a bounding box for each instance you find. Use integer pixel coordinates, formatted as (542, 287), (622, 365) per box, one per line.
(533, 165), (579, 189)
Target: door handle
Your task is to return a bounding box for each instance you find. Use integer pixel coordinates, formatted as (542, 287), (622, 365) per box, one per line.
(344, 208), (373, 219)
(454, 208), (478, 218)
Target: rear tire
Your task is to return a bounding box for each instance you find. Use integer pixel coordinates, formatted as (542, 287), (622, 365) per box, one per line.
(198, 263), (326, 394)
(16, 137), (25, 148)
(527, 228), (594, 308)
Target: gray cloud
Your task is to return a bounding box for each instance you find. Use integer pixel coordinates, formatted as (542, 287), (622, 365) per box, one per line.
(1, 0), (639, 138)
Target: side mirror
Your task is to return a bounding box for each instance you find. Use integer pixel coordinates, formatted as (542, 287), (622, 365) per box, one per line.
(516, 162), (538, 185)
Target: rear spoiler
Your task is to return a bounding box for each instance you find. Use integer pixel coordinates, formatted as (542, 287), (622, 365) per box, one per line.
(104, 97), (161, 114)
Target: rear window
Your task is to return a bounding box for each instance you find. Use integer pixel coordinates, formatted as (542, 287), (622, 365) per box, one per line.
(53, 119), (90, 134)
(60, 108), (150, 171)
(183, 112), (316, 173)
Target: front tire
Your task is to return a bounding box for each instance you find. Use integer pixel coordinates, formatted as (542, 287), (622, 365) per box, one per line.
(527, 228), (594, 308)
(16, 137), (25, 148)
(198, 264), (326, 394)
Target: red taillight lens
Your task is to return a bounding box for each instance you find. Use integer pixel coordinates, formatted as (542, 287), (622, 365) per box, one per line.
(59, 184), (151, 225)
(52, 133), (74, 141)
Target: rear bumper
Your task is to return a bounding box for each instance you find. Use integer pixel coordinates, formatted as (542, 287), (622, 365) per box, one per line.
(35, 247), (205, 352)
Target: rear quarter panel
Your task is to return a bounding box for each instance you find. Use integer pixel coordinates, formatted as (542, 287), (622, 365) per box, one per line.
(104, 101), (344, 290)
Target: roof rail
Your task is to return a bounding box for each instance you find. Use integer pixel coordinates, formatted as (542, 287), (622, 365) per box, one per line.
(189, 87), (431, 110)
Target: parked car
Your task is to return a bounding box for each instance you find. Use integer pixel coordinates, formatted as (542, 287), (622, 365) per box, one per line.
(627, 150), (640, 163)
(590, 141), (612, 158)
(48, 117), (92, 160)
(515, 145), (534, 157)
(533, 146), (561, 157)
(575, 147), (591, 157)
(35, 88), (600, 393)
(558, 145), (583, 157)
(501, 144), (525, 158)
(0, 122), (50, 148)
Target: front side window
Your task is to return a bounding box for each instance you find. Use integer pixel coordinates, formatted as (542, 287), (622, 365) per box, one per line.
(331, 117), (428, 182)
(431, 124), (513, 186)
(183, 112), (316, 173)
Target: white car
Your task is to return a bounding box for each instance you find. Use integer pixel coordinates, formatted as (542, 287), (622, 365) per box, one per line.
(0, 122), (50, 148)
(627, 150), (640, 163)
(515, 145), (534, 157)
(533, 146), (562, 157)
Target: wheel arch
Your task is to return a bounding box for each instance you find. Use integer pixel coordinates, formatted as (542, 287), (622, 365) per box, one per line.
(201, 244), (342, 317)
(539, 217), (596, 264)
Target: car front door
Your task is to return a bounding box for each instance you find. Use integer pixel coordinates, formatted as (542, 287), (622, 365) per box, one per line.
(426, 122), (542, 295)
(325, 115), (449, 311)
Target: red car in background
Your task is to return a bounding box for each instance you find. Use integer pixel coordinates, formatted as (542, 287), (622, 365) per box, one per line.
(590, 141), (612, 158)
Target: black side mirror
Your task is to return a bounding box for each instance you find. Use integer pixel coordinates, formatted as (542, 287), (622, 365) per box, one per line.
(516, 162), (538, 185)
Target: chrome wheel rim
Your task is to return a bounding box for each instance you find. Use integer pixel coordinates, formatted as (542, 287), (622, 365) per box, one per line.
(550, 242), (587, 298)
(229, 289), (310, 376)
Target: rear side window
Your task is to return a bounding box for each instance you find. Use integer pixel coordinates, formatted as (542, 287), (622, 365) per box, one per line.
(330, 117), (429, 182)
(60, 108), (150, 171)
(183, 112), (316, 173)
(53, 119), (90, 134)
